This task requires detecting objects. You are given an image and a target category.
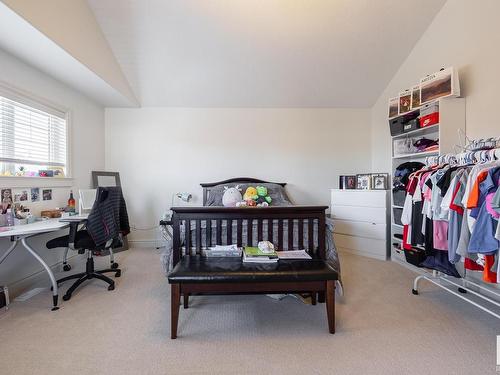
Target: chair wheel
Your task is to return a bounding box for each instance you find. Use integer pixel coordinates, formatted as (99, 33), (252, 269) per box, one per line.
(115, 270), (121, 277)
(111, 262), (119, 269)
(62, 294), (71, 301)
(63, 264), (71, 272)
(411, 289), (418, 295)
(108, 284), (115, 291)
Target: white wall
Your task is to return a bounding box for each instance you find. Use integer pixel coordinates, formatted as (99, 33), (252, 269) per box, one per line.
(371, 0), (500, 172)
(0, 48), (105, 295)
(105, 107), (371, 243)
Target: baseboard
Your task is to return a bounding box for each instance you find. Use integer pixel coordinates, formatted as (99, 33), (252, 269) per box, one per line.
(7, 253), (85, 299)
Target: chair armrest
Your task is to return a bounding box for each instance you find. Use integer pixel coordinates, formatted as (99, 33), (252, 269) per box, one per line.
(68, 222), (79, 250)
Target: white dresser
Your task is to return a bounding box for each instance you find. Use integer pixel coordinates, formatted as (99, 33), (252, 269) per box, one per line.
(330, 189), (390, 260)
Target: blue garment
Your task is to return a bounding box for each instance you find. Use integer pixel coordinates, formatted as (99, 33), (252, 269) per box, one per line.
(468, 167), (500, 253)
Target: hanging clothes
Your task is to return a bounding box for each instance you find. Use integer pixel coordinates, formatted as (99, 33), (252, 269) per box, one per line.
(397, 156), (500, 282)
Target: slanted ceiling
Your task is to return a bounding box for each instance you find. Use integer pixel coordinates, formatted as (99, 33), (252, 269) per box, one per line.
(88, 0), (447, 107)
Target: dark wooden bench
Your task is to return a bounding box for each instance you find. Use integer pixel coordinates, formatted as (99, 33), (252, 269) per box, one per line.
(167, 206), (338, 338)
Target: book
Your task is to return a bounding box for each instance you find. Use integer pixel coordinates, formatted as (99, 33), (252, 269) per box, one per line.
(276, 250), (312, 260)
(243, 246), (278, 258)
(242, 252), (278, 263)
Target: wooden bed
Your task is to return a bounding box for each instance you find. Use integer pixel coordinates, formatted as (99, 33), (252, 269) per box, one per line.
(167, 178), (337, 337)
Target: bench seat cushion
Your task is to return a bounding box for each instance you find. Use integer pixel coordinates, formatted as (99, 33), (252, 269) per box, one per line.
(168, 256), (338, 284)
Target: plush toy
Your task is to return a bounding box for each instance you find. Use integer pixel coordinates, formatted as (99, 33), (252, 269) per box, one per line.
(222, 186), (242, 207)
(255, 186), (272, 207)
(243, 186), (258, 201)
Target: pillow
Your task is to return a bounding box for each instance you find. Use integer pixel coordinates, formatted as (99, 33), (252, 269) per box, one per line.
(205, 183), (293, 206)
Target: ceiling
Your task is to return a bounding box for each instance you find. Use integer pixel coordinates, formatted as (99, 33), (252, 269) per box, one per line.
(88, 0), (447, 107)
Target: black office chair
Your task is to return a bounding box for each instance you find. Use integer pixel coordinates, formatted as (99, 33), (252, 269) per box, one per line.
(47, 187), (130, 301)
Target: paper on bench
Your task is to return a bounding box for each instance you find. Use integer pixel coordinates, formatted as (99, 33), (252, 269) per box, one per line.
(276, 250), (312, 260)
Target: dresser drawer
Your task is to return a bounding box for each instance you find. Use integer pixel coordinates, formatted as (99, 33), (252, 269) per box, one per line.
(331, 206), (386, 224)
(335, 234), (387, 259)
(334, 220), (386, 240)
(331, 190), (387, 208)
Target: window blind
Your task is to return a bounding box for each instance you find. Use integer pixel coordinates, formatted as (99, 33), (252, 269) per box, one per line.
(0, 94), (67, 168)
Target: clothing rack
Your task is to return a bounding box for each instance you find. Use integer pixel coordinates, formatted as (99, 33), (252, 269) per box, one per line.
(412, 141), (500, 320)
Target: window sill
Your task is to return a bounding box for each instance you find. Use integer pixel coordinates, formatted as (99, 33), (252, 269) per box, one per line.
(0, 176), (74, 188)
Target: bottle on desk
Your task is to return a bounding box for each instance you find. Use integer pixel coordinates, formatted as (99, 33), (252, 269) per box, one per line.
(67, 190), (76, 212)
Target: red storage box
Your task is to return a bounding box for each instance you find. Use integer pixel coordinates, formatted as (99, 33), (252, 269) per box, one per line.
(419, 102), (439, 128)
(420, 112), (439, 128)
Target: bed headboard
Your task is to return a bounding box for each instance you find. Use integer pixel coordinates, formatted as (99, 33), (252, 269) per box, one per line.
(200, 177), (286, 205)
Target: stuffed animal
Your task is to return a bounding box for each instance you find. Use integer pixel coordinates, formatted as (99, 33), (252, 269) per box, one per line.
(222, 186), (242, 207)
(255, 186), (272, 206)
(243, 186), (258, 201)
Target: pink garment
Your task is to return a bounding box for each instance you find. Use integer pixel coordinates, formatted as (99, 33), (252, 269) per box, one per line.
(433, 220), (449, 250)
(485, 193), (500, 219)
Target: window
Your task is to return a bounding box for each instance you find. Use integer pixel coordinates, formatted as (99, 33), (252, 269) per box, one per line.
(0, 87), (68, 178)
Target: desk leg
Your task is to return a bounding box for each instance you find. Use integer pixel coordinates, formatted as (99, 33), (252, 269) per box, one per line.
(20, 237), (59, 311)
(0, 240), (18, 265)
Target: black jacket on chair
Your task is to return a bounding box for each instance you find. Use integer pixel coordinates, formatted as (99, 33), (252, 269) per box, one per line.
(86, 187), (130, 248)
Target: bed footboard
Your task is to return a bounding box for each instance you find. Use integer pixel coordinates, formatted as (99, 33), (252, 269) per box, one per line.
(170, 206), (328, 265)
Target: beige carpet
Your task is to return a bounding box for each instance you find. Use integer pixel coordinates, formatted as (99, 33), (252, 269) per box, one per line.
(0, 247), (497, 375)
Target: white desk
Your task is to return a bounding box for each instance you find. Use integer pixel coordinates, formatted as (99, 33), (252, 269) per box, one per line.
(0, 219), (70, 310)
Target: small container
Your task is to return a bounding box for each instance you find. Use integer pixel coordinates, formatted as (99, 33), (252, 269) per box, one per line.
(402, 118), (419, 133)
(419, 102), (439, 128)
(404, 247), (427, 267)
(14, 218), (28, 225)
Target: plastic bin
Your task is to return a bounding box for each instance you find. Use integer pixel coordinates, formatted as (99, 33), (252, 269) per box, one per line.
(404, 247), (427, 267)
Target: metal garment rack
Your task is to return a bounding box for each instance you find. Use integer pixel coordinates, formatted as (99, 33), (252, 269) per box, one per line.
(411, 141), (500, 320)
(412, 270), (500, 320)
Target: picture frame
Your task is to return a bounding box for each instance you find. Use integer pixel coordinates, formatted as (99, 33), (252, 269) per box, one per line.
(339, 175), (357, 190)
(371, 173), (389, 190)
(420, 66), (460, 105)
(356, 174), (371, 190)
(398, 90), (412, 114)
(388, 97), (399, 118)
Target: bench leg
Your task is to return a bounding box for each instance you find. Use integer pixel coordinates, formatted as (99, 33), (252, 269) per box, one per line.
(326, 280), (335, 334)
(183, 293), (189, 309)
(171, 284), (181, 339)
(311, 292), (317, 305)
(318, 291), (325, 303)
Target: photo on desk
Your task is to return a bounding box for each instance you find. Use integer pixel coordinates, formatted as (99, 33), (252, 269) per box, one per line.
(31, 188), (40, 202)
(42, 189), (52, 201)
(14, 189), (29, 202)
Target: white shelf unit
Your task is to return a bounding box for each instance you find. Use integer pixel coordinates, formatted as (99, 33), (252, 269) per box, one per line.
(331, 189), (390, 261)
(390, 97), (465, 267)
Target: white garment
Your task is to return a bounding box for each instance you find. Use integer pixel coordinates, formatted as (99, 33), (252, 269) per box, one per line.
(440, 172), (460, 221)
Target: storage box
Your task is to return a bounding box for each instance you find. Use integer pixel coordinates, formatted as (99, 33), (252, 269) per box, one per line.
(419, 102), (439, 128)
(402, 118), (419, 133)
(393, 207), (403, 226)
(404, 247), (427, 267)
(389, 117), (404, 136)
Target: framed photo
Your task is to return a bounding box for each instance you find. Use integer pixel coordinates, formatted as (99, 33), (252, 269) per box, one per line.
(410, 84), (421, 109)
(371, 173), (389, 190)
(356, 174), (371, 190)
(339, 175), (357, 190)
(388, 97), (399, 118)
(398, 90), (412, 114)
(420, 66), (459, 105)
